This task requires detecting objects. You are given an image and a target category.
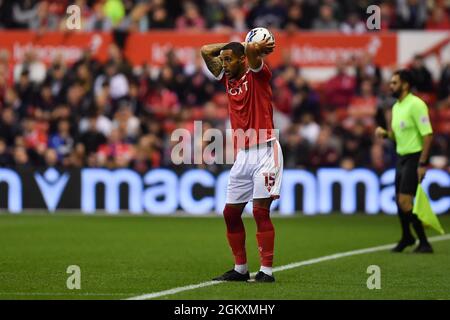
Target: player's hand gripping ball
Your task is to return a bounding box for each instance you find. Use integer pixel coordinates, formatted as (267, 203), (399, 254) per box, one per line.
(245, 27), (275, 57)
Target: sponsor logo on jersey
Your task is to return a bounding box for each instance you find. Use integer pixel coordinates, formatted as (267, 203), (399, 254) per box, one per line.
(228, 80), (248, 96)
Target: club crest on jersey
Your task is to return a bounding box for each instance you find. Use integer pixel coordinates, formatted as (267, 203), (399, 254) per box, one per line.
(228, 81), (248, 96)
(399, 121), (406, 129)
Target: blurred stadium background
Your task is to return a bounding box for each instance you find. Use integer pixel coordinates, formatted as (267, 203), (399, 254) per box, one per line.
(0, 0), (450, 301)
(0, 0), (448, 215)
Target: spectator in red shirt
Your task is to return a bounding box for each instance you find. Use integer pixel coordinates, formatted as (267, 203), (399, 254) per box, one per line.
(97, 128), (134, 168)
(175, 1), (205, 31)
(379, 2), (396, 30)
(272, 76), (293, 115)
(426, 6), (450, 30)
(22, 117), (48, 152)
(0, 49), (13, 95)
(144, 82), (180, 120)
(324, 58), (356, 109)
(345, 79), (378, 130)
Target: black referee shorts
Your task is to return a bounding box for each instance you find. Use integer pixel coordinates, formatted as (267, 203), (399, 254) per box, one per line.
(395, 151), (421, 196)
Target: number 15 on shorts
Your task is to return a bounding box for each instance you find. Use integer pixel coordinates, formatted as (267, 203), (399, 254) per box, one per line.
(263, 172), (275, 192)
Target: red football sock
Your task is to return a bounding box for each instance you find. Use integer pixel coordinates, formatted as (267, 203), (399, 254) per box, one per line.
(253, 205), (275, 267)
(223, 204), (247, 265)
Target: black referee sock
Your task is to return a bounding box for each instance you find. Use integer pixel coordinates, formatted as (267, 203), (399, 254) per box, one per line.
(408, 211), (429, 244)
(398, 208), (413, 240)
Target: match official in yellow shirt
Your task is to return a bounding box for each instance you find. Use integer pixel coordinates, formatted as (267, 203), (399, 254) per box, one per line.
(375, 69), (434, 253)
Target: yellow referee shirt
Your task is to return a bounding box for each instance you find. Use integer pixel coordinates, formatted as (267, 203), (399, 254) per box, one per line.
(391, 93), (433, 156)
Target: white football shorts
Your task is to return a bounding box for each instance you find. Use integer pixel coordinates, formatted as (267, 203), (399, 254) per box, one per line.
(226, 139), (283, 204)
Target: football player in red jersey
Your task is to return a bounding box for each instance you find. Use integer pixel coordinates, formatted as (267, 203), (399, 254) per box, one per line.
(201, 38), (283, 282)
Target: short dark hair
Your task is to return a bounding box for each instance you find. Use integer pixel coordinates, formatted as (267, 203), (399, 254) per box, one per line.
(393, 69), (414, 87)
(221, 42), (245, 57)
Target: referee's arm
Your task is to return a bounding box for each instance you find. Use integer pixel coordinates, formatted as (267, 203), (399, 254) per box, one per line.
(414, 100), (434, 181)
(417, 133), (432, 182)
(419, 134), (433, 165)
(375, 126), (395, 141)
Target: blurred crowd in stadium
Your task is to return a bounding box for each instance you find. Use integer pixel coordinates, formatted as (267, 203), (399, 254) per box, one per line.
(0, 0), (449, 32)
(0, 0), (449, 173)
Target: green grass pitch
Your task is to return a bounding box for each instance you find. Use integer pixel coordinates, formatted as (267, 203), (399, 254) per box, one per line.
(0, 212), (449, 300)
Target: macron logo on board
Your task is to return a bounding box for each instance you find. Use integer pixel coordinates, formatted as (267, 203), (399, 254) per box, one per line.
(34, 168), (70, 212)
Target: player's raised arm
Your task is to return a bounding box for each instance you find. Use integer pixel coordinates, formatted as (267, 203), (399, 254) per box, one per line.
(201, 43), (228, 78)
(244, 38), (275, 70)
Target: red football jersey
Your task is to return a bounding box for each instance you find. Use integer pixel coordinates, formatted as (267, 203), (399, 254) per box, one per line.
(218, 63), (275, 148)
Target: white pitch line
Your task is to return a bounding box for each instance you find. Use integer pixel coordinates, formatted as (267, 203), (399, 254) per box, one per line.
(126, 233), (450, 300)
(0, 292), (138, 296)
